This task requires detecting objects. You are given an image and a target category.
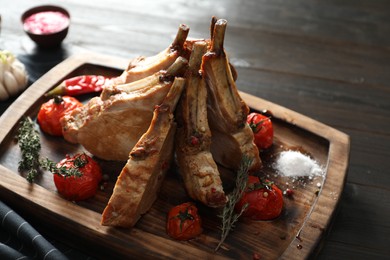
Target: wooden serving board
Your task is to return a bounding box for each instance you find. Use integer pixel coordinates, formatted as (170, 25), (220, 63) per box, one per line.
(0, 53), (350, 259)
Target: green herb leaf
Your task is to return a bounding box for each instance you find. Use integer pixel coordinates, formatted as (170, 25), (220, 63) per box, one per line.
(40, 157), (83, 178)
(17, 117), (41, 182)
(17, 116), (84, 182)
(215, 155), (253, 251)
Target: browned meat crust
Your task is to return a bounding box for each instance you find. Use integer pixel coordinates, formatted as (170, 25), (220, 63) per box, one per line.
(101, 77), (186, 227)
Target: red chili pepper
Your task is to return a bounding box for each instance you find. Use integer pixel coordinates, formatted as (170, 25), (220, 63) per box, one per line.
(45, 75), (111, 97)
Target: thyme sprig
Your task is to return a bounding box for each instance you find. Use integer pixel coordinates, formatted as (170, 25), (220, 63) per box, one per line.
(215, 156), (253, 251)
(17, 116), (83, 182)
(17, 116), (42, 182)
(40, 157), (83, 178)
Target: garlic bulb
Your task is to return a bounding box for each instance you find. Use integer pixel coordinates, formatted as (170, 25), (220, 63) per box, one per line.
(0, 50), (29, 101)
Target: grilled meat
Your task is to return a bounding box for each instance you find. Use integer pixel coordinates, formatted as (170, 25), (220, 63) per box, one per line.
(61, 57), (188, 161)
(175, 41), (228, 208)
(202, 19), (262, 173)
(101, 77), (185, 228)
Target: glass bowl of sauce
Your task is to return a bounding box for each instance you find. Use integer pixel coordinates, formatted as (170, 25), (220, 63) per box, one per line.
(21, 5), (70, 48)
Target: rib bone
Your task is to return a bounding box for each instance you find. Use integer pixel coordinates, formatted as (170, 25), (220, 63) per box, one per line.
(202, 19), (262, 173)
(112, 24), (190, 86)
(175, 41), (228, 207)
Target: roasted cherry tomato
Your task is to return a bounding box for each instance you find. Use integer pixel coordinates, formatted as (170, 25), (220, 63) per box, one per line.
(247, 112), (273, 150)
(235, 175), (283, 220)
(37, 95), (82, 136)
(53, 153), (102, 201)
(167, 202), (202, 240)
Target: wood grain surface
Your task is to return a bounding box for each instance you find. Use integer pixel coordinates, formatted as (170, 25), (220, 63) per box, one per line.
(0, 0), (389, 259)
(0, 54), (349, 259)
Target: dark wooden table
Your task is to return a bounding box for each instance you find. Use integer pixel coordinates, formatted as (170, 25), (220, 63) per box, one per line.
(1, 0), (389, 259)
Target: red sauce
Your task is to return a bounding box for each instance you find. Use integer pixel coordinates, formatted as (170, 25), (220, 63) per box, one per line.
(23, 11), (69, 35)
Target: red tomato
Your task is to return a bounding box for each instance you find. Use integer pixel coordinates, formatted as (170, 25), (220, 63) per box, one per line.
(167, 202), (202, 240)
(37, 95), (82, 136)
(235, 175), (283, 220)
(53, 153), (102, 201)
(247, 112), (273, 150)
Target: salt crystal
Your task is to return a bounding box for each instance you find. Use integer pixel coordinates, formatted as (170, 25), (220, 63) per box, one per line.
(274, 150), (324, 177)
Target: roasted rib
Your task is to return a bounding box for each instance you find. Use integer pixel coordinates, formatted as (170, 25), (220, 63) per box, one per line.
(202, 19), (261, 173)
(111, 24), (190, 86)
(209, 16), (238, 82)
(101, 77), (185, 228)
(61, 57), (188, 161)
(175, 41), (227, 208)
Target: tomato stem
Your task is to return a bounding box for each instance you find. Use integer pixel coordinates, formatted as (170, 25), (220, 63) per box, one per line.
(53, 95), (63, 104)
(172, 206), (195, 232)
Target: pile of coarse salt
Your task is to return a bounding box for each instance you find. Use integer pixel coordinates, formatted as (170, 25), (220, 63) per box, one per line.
(274, 150), (324, 177)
